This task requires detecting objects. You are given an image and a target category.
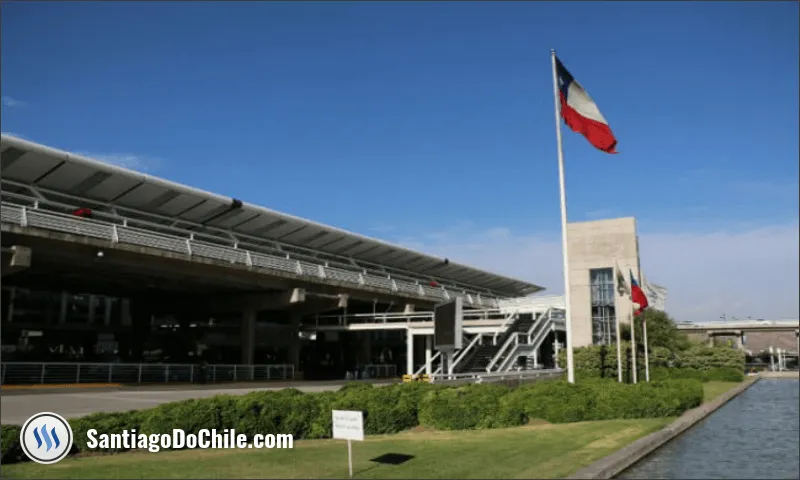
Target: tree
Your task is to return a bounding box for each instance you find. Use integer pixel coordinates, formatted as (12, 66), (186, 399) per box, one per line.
(621, 309), (690, 352)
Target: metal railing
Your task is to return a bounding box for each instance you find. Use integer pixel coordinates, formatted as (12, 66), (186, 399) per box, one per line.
(414, 351), (442, 376)
(0, 192), (504, 306)
(429, 368), (563, 384)
(492, 310), (518, 344)
(495, 309), (565, 372)
(487, 308), (563, 372)
(346, 364), (397, 380)
(450, 333), (484, 372)
(0, 362), (295, 386)
(311, 308), (514, 327)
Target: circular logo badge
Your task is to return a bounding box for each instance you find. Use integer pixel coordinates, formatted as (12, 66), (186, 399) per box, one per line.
(20, 412), (74, 465)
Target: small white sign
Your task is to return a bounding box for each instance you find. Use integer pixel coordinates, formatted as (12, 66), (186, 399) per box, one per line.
(332, 410), (364, 442)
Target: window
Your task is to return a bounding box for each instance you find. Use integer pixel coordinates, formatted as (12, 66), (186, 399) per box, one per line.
(589, 268), (617, 345)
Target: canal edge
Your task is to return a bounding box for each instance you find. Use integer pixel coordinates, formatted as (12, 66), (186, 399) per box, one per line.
(566, 376), (760, 480)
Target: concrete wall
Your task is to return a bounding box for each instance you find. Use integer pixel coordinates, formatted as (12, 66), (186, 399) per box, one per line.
(567, 217), (640, 347)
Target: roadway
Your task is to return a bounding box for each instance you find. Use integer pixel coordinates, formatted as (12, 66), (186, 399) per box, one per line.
(0, 380), (395, 425)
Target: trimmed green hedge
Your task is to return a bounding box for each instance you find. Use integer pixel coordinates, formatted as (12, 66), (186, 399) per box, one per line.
(0, 378), (703, 465)
(650, 367), (744, 383)
(559, 344), (746, 382)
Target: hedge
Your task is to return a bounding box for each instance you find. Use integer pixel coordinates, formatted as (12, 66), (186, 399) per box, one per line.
(559, 344), (746, 381)
(0, 378), (703, 465)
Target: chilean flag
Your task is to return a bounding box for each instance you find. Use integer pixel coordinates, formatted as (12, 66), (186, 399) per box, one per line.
(556, 57), (618, 154)
(630, 270), (649, 316)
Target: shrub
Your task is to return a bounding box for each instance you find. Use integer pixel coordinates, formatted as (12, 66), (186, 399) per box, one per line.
(139, 394), (239, 437)
(562, 343), (745, 382)
(675, 346), (745, 371)
(650, 367), (744, 383)
(0, 376), (706, 465)
(1, 425), (24, 464)
(498, 378), (703, 424)
(418, 383), (518, 430)
(71, 410), (146, 453)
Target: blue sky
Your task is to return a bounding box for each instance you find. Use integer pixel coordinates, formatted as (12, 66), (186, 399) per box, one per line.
(2, 1), (798, 321)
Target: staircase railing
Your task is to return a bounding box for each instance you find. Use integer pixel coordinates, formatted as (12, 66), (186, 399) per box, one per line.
(414, 351), (441, 376)
(495, 308), (564, 372)
(492, 309), (518, 345)
(450, 333), (484, 372)
(497, 311), (552, 372)
(414, 333), (471, 376)
(487, 328), (524, 372)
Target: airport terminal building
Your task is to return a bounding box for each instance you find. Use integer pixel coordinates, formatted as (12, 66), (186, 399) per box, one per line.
(0, 135), (646, 384)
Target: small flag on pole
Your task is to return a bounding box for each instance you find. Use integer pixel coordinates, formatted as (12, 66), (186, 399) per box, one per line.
(630, 270), (649, 316)
(615, 261), (630, 297)
(641, 273), (668, 311)
(555, 57), (618, 153)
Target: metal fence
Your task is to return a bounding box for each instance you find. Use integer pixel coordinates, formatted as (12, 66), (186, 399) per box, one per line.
(345, 364), (397, 380)
(429, 368), (563, 386)
(0, 362), (295, 385)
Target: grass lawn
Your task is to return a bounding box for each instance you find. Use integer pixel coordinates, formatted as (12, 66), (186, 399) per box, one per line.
(2, 418), (671, 479)
(702, 381), (740, 402)
(3, 381), (745, 479)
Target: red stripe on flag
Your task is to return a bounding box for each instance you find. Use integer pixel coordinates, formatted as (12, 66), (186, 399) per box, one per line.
(559, 93), (618, 154)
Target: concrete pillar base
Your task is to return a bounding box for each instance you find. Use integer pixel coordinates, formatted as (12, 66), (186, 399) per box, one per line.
(240, 310), (256, 365)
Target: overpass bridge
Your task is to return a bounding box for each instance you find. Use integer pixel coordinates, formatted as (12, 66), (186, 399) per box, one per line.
(676, 320), (800, 351)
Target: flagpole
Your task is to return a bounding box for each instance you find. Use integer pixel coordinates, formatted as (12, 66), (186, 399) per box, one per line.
(640, 271), (650, 382)
(629, 291), (638, 384)
(613, 262), (623, 383)
(550, 48), (575, 384)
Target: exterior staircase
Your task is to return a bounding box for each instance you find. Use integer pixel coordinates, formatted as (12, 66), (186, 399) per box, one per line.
(487, 308), (566, 373)
(456, 313), (537, 373)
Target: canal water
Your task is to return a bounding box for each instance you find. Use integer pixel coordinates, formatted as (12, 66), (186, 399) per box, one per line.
(619, 378), (800, 479)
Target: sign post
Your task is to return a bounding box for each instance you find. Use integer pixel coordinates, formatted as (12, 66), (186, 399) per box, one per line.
(332, 410), (364, 478)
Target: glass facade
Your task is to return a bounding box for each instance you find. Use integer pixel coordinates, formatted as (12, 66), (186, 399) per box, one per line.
(589, 267), (617, 345)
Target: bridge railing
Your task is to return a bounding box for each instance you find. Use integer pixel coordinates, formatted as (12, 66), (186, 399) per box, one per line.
(0, 362), (295, 386)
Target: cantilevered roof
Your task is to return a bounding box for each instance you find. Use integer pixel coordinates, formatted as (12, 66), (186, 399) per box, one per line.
(0, 134), (543, 297)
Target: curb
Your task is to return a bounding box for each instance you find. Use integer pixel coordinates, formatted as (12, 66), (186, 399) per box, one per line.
(1, 383), (122, 390)
(567, 376), (759, 480)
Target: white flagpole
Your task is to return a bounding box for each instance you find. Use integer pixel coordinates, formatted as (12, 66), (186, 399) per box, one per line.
(640, 271), (650, 382)
(550, 49), (575, 384)
(629, 290), (638, 384)
(613, 262), (623, 383)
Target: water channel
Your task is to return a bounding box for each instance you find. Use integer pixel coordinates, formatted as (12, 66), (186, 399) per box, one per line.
(618, 378), (799, 479)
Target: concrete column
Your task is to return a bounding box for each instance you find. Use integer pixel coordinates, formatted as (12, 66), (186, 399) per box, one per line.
(121, 299), (132, 327)
(87, 295), (97, 325)
(736, 334), (743, 350)
(129, 297), (152, 361)
(795, 330), (799, 357)
(240, 309), (256, 365)
(533, 348), (539, 369)
(425, 335), (432, 375)
(446, 350), (455, 376)
(361, 331), (372, 364)
(553, 335), (561, 368)
(288, 311), (302, 371)
(406, 329), (414, 375)
(708, 334), (714, 347)
(58, 291), (67, 324)
(104, 297), (113, 326)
